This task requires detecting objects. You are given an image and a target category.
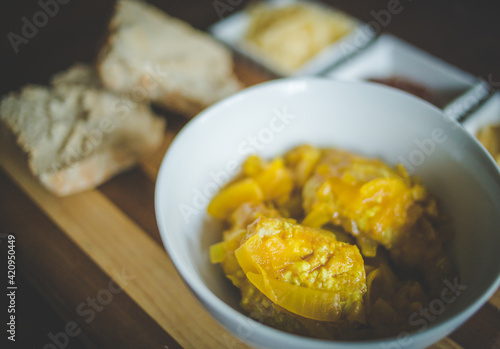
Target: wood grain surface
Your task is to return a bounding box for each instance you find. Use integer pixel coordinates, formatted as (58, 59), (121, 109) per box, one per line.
(1, 1), (499, 348)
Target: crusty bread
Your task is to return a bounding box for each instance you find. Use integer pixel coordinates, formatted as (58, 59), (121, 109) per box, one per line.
(0, 63), (165, 196)
(97, 0), (241, 117)
(51, 62), (103, 88)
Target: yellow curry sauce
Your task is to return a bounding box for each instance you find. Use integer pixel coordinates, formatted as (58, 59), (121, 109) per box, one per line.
(208, 145), (456, 339)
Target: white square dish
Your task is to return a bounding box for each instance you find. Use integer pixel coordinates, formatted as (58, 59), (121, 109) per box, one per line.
(325, 34), (479, 109)
(443, 81), (493, 121)
(462, 92), (500, 136)
(209, 0), (375, 76)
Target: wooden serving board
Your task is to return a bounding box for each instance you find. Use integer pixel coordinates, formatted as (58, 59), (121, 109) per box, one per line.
(0, 60), (499, 349)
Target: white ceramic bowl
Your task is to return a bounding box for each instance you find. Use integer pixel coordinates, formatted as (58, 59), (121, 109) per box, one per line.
(155, 78), (500, 349)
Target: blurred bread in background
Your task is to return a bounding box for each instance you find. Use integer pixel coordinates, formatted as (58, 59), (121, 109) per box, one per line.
(0, 0), (245, 196)
(98, 0), (242, 117)
(0, 64), (165, 196)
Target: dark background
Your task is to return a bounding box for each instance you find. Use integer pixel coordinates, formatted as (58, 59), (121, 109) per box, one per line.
(1, 0), (500, 96)
(0, 0), (499, 347)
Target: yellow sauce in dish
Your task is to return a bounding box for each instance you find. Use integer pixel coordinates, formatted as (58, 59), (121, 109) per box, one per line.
(208, 145), (457, 339)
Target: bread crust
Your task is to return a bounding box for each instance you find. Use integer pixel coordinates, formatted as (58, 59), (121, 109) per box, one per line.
(0, 64), (165, 196)
(39, 147), (137, 196)
(97, 0), (241, 117)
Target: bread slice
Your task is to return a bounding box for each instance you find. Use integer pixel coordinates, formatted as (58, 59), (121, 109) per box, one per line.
(51, 62), (103, 88)
(0, 63), (165, 196)
(97, 0), (241, 117)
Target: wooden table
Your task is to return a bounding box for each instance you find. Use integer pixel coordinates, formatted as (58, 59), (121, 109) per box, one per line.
(1, 1), (499, 348)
